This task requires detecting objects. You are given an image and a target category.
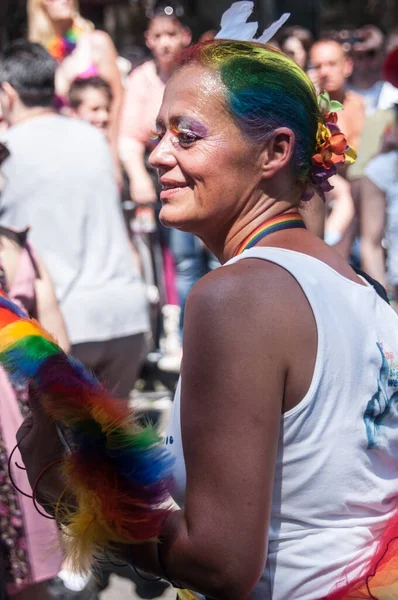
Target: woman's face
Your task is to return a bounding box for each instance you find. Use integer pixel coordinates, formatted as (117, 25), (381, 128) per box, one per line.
(282, 36), (307, 70)
(42, 0), (75, 22)
(149, 66), (265, 236)
(146, 17), (190, 67)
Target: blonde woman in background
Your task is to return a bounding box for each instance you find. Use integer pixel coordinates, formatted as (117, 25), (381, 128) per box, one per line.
(27, 0), (123, 167)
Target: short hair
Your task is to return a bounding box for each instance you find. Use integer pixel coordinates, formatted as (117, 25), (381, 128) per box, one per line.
(68, 76), (113, 110)
(178, 41), (319, 185)
(0, 40), (56, 108)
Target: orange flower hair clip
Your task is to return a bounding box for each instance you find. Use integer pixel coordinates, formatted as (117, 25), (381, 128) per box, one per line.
(307, 91), (357, 201)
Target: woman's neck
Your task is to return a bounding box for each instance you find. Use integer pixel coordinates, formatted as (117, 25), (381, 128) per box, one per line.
(52, 18), (74, 37)
(224, 207), (299, 261)
(201, 186), (301, 264)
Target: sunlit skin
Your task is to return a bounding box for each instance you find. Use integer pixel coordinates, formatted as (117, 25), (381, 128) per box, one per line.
(309, 40), (365, 149)
(42, 0), (74, 27)
(149, 65), (299, 262)
(309, 40), (352, 99)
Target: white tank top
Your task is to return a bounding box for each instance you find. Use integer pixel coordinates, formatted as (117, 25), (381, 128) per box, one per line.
(166, 247), (398, 600)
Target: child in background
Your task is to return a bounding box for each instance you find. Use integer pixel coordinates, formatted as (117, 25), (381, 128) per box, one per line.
(67, 76), (112, 141)
(67, 74), (145, 307)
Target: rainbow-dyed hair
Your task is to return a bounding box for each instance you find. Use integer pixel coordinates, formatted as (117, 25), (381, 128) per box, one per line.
(178, 40), (320, 186)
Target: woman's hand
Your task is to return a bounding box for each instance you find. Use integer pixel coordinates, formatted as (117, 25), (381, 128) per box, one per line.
(16, 393), (70, 514)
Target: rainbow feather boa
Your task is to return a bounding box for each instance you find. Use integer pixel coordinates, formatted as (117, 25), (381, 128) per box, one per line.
(0, 291), (174, 568)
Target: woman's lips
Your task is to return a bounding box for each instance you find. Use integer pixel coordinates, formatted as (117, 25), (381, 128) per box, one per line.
(160, 184), (189, 200)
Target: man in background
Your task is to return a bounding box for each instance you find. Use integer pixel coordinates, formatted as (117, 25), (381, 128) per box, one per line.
(0, 41), (149, 401)
(310, 39), (366, 152)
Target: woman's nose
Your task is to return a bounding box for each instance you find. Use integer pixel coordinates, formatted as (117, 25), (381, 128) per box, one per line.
(149, 134), (177, 170)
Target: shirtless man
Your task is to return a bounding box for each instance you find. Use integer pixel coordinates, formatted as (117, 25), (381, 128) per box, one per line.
(310, 39), (365, 151)
(309, 40), (366, 258)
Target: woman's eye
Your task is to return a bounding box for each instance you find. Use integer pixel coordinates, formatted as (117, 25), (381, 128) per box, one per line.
(149, 131), (163, 145)
(177, 132), (199, 147)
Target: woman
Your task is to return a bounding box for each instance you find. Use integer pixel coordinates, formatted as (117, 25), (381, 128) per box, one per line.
(360, 49), (398, 299)
(119, 3), (191, 362)
(14, 39), (398, 600)
(27, 0), (123, 160)
(119, 3), (191, 206)
(279, 26), (313, 70)
(360, 107), (398, 299)
(0, 149), (69, 599)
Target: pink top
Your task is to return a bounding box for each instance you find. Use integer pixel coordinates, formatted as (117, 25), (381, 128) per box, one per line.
(0, 233), (62, 592)
(119, 59), (165, 148)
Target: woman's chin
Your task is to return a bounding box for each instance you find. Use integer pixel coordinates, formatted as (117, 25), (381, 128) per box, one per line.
(49, 9), (74, 21)
(159, 205), (196, 232)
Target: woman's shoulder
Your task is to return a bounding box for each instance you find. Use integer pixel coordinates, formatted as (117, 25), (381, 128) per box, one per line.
(187, 255), (303, 323)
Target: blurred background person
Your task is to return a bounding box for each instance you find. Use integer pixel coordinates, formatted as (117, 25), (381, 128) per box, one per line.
(278, 25), (314, 70)
(0, 41), (150, 597)
(360, 46), (398, 302)
(349, 25), (398, 115)
(308, 39), (364, 259)
(67, 75), (112, 140)
(119, 3), (191, 371)
(310, 38), (365, 152)
(0, 41), (149, 401)
(27, 0), (123, 173)
(67, 73), (147, 361)
(0, 144), (67, 600)
(360, 106), (398, 300)
(348, 25), (387, 115)
(120, 3), (191, 208)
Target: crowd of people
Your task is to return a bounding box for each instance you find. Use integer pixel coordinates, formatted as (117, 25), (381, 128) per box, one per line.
(0, 0), (397, 599)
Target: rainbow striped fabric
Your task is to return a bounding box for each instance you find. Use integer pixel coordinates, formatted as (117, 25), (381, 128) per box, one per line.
(235, 211), (306, 256)
(0, 290), (174, 570)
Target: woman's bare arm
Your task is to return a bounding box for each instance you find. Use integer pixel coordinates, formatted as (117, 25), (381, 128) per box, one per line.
(18, 261), (299, 599)
(128, 261), (296, 598)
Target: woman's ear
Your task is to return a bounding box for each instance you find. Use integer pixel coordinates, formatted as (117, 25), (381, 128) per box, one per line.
(183, 26), (192, 48)
(261, 127), (295, 180)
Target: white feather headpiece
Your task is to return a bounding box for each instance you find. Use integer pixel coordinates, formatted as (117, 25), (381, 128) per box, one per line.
(215, 1), (290, 44)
